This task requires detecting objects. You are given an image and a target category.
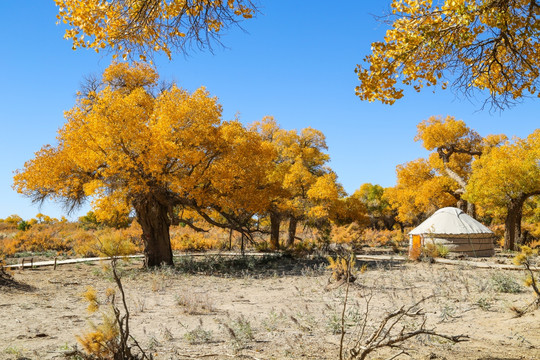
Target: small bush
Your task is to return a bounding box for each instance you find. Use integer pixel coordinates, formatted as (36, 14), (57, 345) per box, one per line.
(222, 315), (254, 350)
(475, 297), (493, 311)
(327, 254), (358, 283)
(76, 260), (149, 359)
(184, 324), (213, 345)
(408, 245), (422, 261)
(513, 246), (540, 308)
(423, 243), (450, 258)
(3, 222), (76, 256)
(490, 272), (523, 294)
(74, 226), (142, 257)
(423, 243), (439, 258)
(331, 223), (363, 245)
(436, 244), (450, 258)
(360, 228), (393, 247)
(176, 292), (216, 314)
(170, 232), (225, 252)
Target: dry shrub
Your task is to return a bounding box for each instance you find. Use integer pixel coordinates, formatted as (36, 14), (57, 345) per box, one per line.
(0, 221), (17, 232)
(342, 296), (469, 360)
(529, 239), (540, 249)
(408, 245), (422, 261)
(176, 292), (216, 314)
(288, 239), (318, 256)
(77, 309), (120, 358)
(513, 246), (540, 310)
(422, 243), (438, 258)
(76, 286), (120, 357)
(2, 222), (78, 255)
(327, 254), (359, 283)
(71, 230), (100, 257)
(76, 260), (149, 359)
(331, 223), (363, 244)
(170, 227), (226, 252)
(359, 229), (395, 247)
(74, 223), (143, 257)
(490, 224), (506, 248)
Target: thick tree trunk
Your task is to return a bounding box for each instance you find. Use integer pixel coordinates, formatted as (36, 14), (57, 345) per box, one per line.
(134, 197), (173, 267)
(269, 212), (281, 250)
(504, 199), (523, 251)
(286, 217), (298, 248)
(382, 214), (396, 230)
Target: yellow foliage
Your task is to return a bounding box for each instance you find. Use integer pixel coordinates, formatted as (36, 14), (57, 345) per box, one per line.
(466, 131), (540, 214)
(360, 228), (394, 247)
(356, 0), (540, 108)
(251, 116), (351, 227)
(55, 0), (255, 59)
(331, 223), (363, 244)
(513, 246), (537, 266)
(512, 245), (539, 300)
(82, 286), (100, 313)
(1, 222), (79, 256)
(327, 254), (357, 282)
(4, 214), (22, 225)
(95, 229), (142, 257)
(13, 63), (280, 266)
(416, 116), (481, 153)
(72, 224), (142, 258)
(76, 310), (120, 358)
(170, 232), (224, 252)
(385, 158), (456, 224)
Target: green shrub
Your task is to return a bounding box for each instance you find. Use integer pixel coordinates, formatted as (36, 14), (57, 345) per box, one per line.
(490, 272), (523, 294)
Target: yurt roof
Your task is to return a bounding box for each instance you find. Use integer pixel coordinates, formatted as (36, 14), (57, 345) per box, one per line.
(409, 207), (493, 235)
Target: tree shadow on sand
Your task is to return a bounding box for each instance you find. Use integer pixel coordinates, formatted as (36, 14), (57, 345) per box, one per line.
(0, 269), (35, 292)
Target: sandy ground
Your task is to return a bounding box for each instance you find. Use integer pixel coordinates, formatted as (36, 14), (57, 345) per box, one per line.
(0, 255), (539, 360)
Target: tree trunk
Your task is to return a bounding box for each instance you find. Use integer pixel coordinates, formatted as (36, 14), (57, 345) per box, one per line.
(457, 199), (476, 219)
(286, 217), (298, 248)
(504, 199), (523, 251)
(269, 212), (281, 250)
(443, 167), (467, 189)
(382, 214), (396, 230)
(134, 197), (173, 267)
(456, 199), (467, 213)
(466, 201), (476, 219)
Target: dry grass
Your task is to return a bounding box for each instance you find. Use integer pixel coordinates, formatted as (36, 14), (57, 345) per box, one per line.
(1, 256), (539, 359)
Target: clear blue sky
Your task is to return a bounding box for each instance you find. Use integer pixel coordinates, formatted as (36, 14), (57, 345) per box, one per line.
(0, 1), (538, 221)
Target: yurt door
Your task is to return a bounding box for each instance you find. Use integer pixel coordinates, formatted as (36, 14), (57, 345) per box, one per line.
(410, 235), (422, 259)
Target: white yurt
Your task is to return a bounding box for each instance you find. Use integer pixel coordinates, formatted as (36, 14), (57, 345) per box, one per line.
(409, 207), (495, 257)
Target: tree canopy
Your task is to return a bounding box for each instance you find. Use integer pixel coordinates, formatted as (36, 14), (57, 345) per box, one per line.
(387, 116), (539, 249)
(55, 0), (256, 59)
(250, 116), (366, 249)
(13, 62), (274, 266)
(385, 158), (457, 224)
(356, 0), (540, 109)
(465, 130), (540, 249)
(353, 183), (395, 230)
